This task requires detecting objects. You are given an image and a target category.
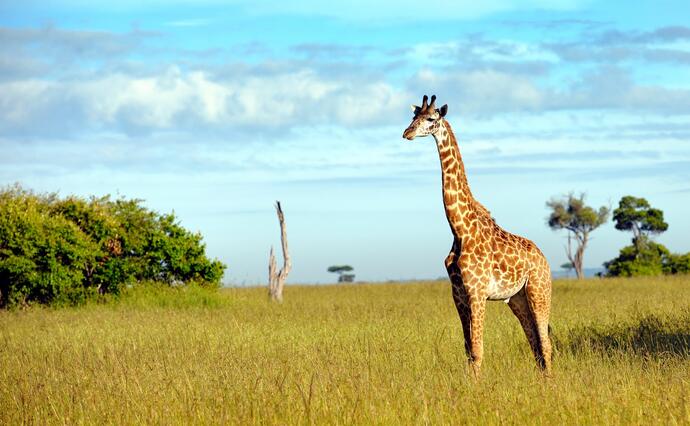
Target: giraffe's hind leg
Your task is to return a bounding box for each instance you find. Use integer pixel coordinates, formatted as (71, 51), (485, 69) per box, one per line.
(525, 270), (553, 375)
(507, 288), (544, 369)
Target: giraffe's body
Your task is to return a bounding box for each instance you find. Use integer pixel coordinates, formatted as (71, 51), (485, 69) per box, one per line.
(403, 95), (553, 377)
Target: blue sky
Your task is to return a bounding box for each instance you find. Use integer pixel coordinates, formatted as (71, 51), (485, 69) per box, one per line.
(2, 1), (690, 284)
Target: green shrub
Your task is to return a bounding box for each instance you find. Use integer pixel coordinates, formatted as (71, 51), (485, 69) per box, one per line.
(604, 242), (668, 277)
(604, 241), (690, 277)
(663, 252), (690, 275)
(0, 185), (226, 308)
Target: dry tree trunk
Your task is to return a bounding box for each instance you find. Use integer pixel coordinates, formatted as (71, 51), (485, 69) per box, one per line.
(268, 201), (291, 302)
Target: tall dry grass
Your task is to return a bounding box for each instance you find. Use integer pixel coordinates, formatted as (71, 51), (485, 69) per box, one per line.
(1, 277), (688, 424)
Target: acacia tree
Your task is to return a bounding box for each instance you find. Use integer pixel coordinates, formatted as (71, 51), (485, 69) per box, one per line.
(547, 193), (609, 279)
(327, 265), (355, 283)
(560, 262), (575, 278)
(604, 196), (671, 276)
(612, 196), (668, 254)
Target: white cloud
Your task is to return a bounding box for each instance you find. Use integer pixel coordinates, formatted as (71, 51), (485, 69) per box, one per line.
(3, 24), (690, 141)
(0, 64), (409, 137)
(413, 68), (545, 114)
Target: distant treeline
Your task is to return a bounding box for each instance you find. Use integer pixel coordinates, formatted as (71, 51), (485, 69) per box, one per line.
(0, 185), (225, 308)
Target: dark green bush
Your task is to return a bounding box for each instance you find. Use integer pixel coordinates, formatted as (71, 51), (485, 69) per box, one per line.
(604, 242), (668, 277)
(604, 240), (690, 278)
(0, 185), (225, 307)
(664, 252), (690, 275)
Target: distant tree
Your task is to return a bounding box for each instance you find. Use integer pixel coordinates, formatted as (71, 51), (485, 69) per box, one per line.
(605, 196), (677, 277)
(547, 193), (609, 279)
(328, 265), (355, 283)
(612, 196), (668, 254)
(560, 262), (575, 278)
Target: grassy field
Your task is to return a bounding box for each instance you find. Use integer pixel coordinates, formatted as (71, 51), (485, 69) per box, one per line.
(1, 277), (689, 425)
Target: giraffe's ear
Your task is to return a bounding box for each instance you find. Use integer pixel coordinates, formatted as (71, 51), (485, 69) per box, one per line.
(438, 104), (448, 117)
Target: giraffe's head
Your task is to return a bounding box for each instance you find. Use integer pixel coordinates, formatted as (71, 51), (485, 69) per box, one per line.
(402, 94), (448, 140)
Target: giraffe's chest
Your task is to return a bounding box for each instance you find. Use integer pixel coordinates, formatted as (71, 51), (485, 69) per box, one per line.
(486, 274), (527, 301)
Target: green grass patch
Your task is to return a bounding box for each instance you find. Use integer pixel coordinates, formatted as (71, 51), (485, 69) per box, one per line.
(111, 282), (235, 309)
(1, 276), (689, 424)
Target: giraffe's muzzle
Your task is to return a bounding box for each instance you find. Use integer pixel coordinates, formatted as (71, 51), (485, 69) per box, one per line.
(402, 128), (415, 140)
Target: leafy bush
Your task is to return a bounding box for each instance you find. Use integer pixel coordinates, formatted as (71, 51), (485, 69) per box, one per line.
(604, 241), (690, 277)
(663, 252), (690, 275)
(0, 185), (225, 307)
(604, 242), (668, 277)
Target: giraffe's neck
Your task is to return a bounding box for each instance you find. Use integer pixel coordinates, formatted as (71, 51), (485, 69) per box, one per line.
(433, 119), (474, 239)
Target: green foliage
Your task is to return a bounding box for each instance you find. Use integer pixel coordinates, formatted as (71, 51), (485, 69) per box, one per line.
(327, 265), (353, 273)
(662, 252), (690, 275)
(605, 241), (690, 277)
(605, 195), (688, 277)
(327, 265), (355, 282)
(560, 262), (574, 270)
(0, 187), (100, 307)
(0, 185), (225, 308)
(546, 193), (609, 233)
(613, 196), (669, 241)
(604, 242), (669, 277)
(546, 192), (609, 279)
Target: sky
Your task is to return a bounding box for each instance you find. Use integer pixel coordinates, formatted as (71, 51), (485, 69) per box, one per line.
(1, 1), (690, 284)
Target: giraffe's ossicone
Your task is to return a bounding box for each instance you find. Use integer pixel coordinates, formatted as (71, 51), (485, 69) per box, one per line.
(403, 95), (553, 378)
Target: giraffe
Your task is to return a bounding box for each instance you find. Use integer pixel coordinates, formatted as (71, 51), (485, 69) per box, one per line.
(402, 95), (553, 378)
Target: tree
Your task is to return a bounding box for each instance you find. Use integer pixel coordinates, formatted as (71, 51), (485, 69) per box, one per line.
(546, 193), (609, 279)
(560, 262), (575, 278)
(327, 265), (355, 283)
(268, 201), (290, 302)
(604, 196), (679, 277)
(612, 196), (668, 253)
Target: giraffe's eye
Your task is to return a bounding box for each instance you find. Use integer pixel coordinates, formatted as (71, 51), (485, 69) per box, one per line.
(426, 118), (435, 122)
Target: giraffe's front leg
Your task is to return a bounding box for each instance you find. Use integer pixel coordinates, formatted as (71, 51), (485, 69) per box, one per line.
(447, 247), (487, 379)
(459, 272), (487, 379)
(446, 250), (472, 358)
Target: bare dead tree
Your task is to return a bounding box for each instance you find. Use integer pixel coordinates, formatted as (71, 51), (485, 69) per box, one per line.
(268, 201), (291, 302)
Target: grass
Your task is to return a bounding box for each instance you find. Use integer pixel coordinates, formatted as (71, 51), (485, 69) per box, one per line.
(1, 276), (689, 425)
